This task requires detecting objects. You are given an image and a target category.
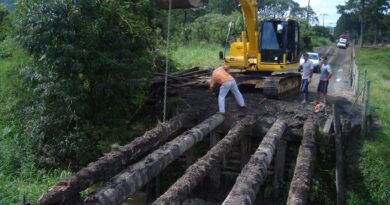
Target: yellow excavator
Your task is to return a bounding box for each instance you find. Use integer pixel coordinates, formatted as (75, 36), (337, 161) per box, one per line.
(155, 0), (301, 99)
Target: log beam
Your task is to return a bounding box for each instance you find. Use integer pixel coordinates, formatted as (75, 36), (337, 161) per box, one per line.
(39, 109), (202, 205)
(84, 113), (225, 205)
(273, 138), (287, 199)
(208, 131), (222, 190)
(152, 115), (255, 205)
(222, 119), (287, 205)
(286, 120), (317, 205)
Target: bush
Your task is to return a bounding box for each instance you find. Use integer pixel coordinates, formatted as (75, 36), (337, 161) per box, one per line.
(178, 12), (244, 45)
(0, 4), (10, 41)
(14, 0), (161, 167)
(312, 36), (332, 47)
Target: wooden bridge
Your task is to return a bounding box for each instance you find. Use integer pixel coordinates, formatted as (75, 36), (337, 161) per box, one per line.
(38, 104), (352, 205)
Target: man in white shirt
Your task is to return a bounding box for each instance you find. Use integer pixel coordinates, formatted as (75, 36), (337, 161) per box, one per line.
(300, 53), (314, 104)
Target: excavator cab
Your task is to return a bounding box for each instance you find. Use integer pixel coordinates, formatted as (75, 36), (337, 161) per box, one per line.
(260, 20), (300, 65)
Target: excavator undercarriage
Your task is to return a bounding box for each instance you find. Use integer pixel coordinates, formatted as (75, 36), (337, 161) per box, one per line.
(232, 72), (302, 99)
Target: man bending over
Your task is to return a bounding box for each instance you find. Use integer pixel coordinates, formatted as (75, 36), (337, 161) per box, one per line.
(209, 65), (246, 113)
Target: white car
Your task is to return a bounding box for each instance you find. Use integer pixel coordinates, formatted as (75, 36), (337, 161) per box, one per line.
(299, 52), (320, 73)
(337, 41), (347, 49)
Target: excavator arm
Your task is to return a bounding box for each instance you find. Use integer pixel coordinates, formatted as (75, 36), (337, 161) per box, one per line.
(238, 0), (258, 57)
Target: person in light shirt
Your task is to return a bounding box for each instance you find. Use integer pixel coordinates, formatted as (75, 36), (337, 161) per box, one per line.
(315, 56), (333, 105)
(300, 53), (314, 104)
(209, 65), (246, 113)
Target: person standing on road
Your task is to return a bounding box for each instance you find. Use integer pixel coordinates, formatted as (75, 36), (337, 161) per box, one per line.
(300, 53), (314, 104)
(315, 56), (333, 105)
(209, 65), (246, 113)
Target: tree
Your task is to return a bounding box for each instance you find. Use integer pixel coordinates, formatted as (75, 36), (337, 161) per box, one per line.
(0, 4), (9, 41)
(206, 0), (239, 15)
(337, 0), (390, 46)
(258, 0), (318, 25)
(312, 25), (334, 41)
(15, 0), (162, 167)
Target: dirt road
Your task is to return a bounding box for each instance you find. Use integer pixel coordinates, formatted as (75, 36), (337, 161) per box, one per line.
(314, 45), (354, 100)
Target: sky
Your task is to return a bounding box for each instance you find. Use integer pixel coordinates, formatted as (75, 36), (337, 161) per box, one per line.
(294, 0), (348, 27)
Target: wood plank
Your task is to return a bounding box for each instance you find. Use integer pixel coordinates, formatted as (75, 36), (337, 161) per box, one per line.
(222, 119), (287, 205)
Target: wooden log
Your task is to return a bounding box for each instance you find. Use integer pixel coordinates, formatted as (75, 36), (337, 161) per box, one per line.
(84, 113), (225, 205)
(175, 69), (208, 77)
(341, 119), (352, 149)
(361, 81), (371, 137)
(208, 131), (222, 190)
(361, 67), (367, 103)
(152, 115), (255, 205)
(333, 105), (346, 205)
(240, 134), (251, 169)
(153, 73), (192, 82)
(172, 67), (199, 76)
(323, 114), (334, 134)
(39, 109), (202, 205)
(170, 80), (209, 88)
(155, 0), (209, 9)
(222, 119), (288, 205)
(273, 138), (287, 199)
(286, 120), (317, 205)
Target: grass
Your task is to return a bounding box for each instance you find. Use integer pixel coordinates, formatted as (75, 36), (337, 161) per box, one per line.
(312, 36), (333, 48)
(346, 46), (390, 205)
(172, 43), (225, 70)
(0, 38), (70, 205)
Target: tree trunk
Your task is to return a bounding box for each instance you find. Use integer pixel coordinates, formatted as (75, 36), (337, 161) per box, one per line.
(222, 119), (287, 205)
(359, 0), (365, 48)
(155, 0), (208, 9)
(39, 109), (202, 205)
(84, 113), (225, 205)
(286, 120), (317, 205)
(152, 115), (255, 205)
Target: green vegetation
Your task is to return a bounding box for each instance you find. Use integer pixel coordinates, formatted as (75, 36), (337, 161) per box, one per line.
(346, 47), (390, 205)
(336, 0), (389, 45)
(13, 0), (164, 168)
(172, 43), (225, 69)
(0, 0), (347, 204)
(0, 38), (71, 205)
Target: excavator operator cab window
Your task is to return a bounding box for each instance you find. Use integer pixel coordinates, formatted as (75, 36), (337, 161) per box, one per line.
(260, 20), (299, 64)
(260, 21), (287, 63)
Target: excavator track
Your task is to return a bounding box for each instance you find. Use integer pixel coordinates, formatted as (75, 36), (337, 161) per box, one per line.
(233, 72), (302, 99)
(263, 73), (302, 99)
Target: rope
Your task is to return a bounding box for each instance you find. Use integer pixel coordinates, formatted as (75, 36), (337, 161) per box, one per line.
(163, 0), (172, 123)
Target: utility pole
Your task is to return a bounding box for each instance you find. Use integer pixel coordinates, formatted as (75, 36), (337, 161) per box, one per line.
(320, 14), (328, 27)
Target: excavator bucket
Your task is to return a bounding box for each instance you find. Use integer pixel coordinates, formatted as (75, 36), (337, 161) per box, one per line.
(155, 0), (208, 9)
